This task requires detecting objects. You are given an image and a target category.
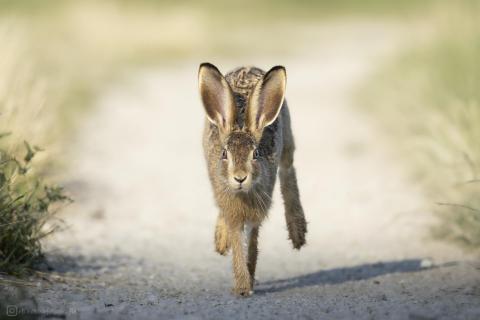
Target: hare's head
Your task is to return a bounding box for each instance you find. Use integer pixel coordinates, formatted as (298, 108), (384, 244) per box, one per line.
(198, 63), (286, 192)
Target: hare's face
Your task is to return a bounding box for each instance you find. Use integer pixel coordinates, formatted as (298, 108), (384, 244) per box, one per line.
(220, 132), (259, 192)
(199, 63), (286, 192)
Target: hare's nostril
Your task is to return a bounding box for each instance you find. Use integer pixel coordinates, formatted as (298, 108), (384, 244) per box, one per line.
(234, 176), (247, 183)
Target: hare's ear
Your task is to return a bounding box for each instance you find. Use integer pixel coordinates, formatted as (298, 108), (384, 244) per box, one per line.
(246, 66), (286, 136)
(198, 63), (236, 133)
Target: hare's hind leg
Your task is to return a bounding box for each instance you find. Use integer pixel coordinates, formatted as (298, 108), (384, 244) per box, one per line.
(279, 110), (307, 249)
(279, 152), (307, 249)
(214, 214), (230, 255)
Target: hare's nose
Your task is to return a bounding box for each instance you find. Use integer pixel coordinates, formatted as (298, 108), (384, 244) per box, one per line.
(234, 176), (247, 183)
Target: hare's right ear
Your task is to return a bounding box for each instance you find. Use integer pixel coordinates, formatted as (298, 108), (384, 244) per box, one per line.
(198, 63), (236, 133)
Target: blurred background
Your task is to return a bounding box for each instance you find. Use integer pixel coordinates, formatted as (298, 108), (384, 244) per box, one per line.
(0, 0), (479, 317)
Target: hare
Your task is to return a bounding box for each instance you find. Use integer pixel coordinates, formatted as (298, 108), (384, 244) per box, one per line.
(198, 63), (307, 296)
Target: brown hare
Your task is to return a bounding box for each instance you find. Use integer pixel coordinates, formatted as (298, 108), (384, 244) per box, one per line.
(198, 63), (307, 296)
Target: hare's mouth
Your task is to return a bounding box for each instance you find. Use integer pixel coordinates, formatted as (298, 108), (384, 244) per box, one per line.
(230, 183), (251, 193)
(231, 184), (243, 192)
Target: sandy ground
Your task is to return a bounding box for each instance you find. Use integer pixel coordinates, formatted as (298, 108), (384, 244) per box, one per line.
(1, 22), (479, 319)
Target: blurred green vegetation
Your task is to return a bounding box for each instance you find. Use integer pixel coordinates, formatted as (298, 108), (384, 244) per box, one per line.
(360, 1), (480, 249)
(0, 0), (438, 16)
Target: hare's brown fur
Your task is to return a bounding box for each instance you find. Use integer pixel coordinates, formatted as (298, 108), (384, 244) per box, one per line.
(200, 64), (307, 296)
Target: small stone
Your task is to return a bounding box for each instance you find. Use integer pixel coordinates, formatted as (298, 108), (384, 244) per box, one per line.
(420, 259), (434, 269)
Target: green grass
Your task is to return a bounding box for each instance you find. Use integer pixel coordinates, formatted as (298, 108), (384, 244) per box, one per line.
(360, 1), (480, 249)
(0, 139), (69, 275)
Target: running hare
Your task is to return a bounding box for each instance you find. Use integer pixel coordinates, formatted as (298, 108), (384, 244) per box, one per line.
(198, 63), (307, 296)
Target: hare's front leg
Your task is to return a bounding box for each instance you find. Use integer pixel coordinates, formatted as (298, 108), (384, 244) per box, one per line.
(214, 214), (230, 255)
(279, 145), (307, 249)
(246, 224), (259, 289)
(230, 224), (253, 297)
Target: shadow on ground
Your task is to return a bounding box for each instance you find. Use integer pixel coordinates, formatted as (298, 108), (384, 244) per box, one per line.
(257, 259), (430, 294)
(35, 253), (137, 275)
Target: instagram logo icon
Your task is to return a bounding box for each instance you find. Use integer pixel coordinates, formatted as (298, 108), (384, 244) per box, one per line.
(6, 305), (17, 317)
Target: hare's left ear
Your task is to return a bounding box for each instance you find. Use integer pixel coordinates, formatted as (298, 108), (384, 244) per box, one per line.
(246, 66), (286, 136)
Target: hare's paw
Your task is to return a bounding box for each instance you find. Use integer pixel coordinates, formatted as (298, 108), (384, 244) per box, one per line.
(215, 237), (230, 255)
(287, 213), (307, 250)
(214, 226), (230, 256)
(232, 286), (253, 297)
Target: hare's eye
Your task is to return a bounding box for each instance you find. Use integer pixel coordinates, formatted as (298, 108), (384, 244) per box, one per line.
(221, 148), (228, 160)
(253, 148), (259, 160)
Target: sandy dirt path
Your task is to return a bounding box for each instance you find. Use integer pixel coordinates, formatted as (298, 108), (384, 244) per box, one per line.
(3, 22), (478, 319)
